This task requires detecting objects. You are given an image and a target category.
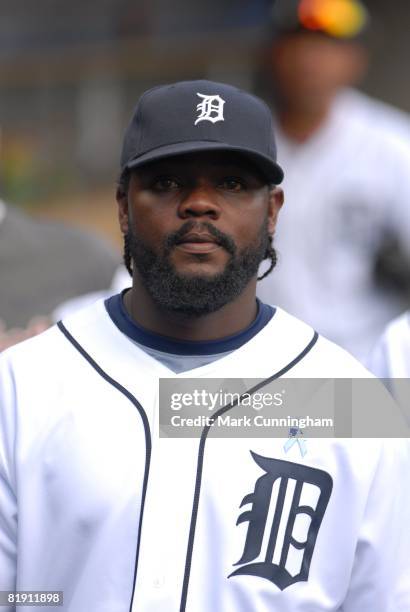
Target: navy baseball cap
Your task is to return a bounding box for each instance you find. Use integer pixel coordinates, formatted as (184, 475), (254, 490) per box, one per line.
(120, 80), (284, 184)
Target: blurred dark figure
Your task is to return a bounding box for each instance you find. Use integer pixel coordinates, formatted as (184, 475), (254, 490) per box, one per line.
(257, 0), (410, 359)
(0, 199), (121, 349)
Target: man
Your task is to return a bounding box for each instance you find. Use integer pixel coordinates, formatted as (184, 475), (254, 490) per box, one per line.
(0, 80), (408, 611)
(257, 0), (410, 359)
(0, 198), (121, 350)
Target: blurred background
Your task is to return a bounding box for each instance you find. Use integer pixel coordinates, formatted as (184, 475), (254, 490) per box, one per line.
(1, 0), (409, 247)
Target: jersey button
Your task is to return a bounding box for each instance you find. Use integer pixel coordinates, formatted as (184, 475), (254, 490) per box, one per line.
(153, 576), (165, 589)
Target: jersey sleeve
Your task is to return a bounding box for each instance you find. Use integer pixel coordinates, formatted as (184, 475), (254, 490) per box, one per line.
(0, 353), (18, 608)
(384, 137), (410, 259)
(342, 439), (410, 611)
(365, 335), (391, 379)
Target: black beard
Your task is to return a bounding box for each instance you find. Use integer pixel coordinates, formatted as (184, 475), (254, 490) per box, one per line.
(127, 220), (273, 317)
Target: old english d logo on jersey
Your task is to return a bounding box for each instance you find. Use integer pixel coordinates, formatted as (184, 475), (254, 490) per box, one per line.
(229, 453), (333, 591)
(194, 93), (225, 125)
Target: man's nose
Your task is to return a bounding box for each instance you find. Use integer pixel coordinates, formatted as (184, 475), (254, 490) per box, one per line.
(177, 185), (221, 220)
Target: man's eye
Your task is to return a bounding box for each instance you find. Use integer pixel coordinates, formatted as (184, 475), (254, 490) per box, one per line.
(220, 177), (246, 192)
(152, 177), (180, 191)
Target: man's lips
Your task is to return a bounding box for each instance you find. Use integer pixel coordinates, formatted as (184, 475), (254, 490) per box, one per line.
(176, 232), (222, 254)
(178, 232), (220, 244)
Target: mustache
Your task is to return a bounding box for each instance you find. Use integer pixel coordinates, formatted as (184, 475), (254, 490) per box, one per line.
(164, 221), (236, 255)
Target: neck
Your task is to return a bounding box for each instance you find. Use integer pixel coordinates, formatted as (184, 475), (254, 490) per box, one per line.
(124, 279), (259, 342)
(277, 101), (332, 143)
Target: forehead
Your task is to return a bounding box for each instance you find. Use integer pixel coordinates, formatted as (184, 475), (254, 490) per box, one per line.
(131, 150), (268, 181)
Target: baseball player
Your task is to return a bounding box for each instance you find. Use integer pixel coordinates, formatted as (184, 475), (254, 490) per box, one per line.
(0, 80), (409, 611)
(257, 0), (410, 359)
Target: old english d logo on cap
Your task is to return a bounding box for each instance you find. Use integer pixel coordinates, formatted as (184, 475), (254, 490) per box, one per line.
(194, 93), (225, 125)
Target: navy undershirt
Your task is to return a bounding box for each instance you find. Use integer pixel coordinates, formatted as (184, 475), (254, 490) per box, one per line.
(106, 291), (274, 353)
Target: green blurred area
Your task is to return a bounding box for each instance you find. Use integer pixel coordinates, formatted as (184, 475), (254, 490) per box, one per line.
(1, 137), (75, 205)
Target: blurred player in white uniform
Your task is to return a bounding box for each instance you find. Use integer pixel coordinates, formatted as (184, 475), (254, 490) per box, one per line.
(257, 0), (410, 359)
(0, 80), (409, 611)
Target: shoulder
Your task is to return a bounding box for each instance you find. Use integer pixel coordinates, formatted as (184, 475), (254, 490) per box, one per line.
(0, 324), (72, 378)
(270, 309), (410, 435)
(0, 300), (108, 375)
(265, 306), (374, 378)
(0, 324), (70, 428)
(336, 89), (410, 155)
(339, 89), (410, 132)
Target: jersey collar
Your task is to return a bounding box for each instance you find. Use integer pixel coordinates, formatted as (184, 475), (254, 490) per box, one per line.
(105, 291), (275, 356)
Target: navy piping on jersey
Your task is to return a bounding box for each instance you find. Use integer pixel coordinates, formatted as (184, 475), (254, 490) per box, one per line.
(56, 309), (318, 611)
(56, 320), (151, 612)
(180, 329), (319, 611)
(105, 291), (275, 356)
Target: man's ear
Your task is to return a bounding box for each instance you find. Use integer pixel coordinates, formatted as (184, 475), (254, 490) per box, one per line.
(116, 185), (129, 235)
(268, 187), (284, 234)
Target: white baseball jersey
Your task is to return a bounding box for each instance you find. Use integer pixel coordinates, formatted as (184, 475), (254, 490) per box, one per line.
(0, 298), (409, 611)
(367, 310), (410, 379)
(366, 310), (410, 425)
(257, 89), (410, 359)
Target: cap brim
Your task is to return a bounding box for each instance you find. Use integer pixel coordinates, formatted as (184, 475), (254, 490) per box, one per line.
(125, 141), (284, 184)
